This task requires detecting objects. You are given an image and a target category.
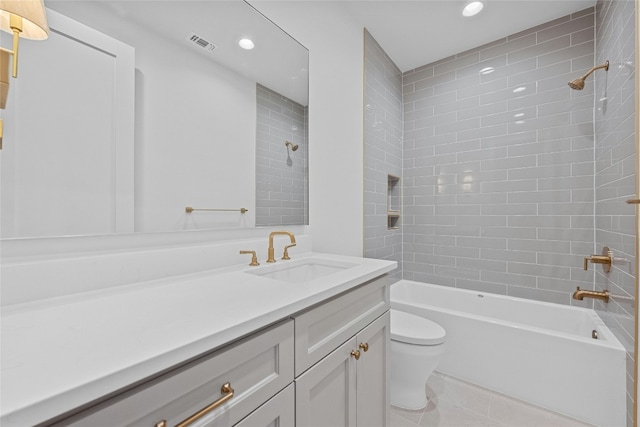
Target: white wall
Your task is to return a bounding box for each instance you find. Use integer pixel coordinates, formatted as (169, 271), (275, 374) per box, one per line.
(249, 1), (365, 256)
(130, 32), (256, 232)
(82, 10), (258, 233)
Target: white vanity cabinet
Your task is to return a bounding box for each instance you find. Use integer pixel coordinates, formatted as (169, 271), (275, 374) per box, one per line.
(43, 276), (390, 427)
(294, 277), (390, 427)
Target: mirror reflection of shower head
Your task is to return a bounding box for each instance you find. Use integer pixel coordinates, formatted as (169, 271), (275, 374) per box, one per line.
(285, 140), (299, 151)
(568, 60), (609, 90)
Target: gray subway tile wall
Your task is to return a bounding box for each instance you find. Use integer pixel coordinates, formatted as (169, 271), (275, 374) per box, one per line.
(363, 29), (403, 278)
(255, 84), (308, 227)
(401, 8), (598, 305)
(594, 1), (637, 424)
(363, 5), (635, 423)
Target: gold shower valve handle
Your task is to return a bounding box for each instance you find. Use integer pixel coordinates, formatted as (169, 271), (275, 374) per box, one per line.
(583, 247), (613, 272)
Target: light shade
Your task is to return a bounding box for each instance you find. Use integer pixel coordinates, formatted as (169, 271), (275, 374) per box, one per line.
(0, 0), (49, 39)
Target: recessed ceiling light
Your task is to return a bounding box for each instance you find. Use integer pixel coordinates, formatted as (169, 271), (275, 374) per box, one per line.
(462, 1), (484, 17)
(238, 38), (254, 50)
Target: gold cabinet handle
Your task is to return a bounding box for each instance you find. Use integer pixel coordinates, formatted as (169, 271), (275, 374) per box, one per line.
(350, 350), (361, 360)
(626, 199), (640, 204)
(156, 382), (235, 427)
(359, 342), (369, 352)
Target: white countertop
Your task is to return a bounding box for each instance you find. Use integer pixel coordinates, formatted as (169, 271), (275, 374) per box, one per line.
(0, 252), (396, 426)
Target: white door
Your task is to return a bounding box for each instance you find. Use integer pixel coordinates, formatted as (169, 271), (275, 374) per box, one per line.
(1, 8), (134, 237)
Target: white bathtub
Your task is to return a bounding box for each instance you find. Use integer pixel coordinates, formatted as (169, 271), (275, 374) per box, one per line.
(391, 280), (627, 427)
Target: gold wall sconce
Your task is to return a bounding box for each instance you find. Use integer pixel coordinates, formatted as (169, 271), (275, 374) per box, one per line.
(0, 0), (49, 77)
(0, 0), (50, 149)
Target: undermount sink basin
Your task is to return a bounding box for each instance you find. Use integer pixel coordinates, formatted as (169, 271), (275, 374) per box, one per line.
(246, 258), (358, 283)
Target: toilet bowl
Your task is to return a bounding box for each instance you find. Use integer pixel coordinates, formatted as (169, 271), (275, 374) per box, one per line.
(390, 309), (446, 410)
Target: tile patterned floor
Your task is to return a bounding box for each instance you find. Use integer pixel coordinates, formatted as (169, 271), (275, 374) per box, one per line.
(390, 372), (594, 427)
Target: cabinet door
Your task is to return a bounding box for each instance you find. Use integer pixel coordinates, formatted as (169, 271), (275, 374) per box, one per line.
(232, 384), (294, 427)
(356, 312), (390, 427)
(295, 338), (357, 427)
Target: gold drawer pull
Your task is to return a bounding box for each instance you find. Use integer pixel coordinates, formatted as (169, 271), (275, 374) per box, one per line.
(177, 382), (234, 427)
(156, 382), (235, 427)
(359, 342), (369, 352)
(350, 350), (361, 360)
(626, 199), (640, 204)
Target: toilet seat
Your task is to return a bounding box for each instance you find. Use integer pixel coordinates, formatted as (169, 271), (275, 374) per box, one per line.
(391, 309), (446, 345)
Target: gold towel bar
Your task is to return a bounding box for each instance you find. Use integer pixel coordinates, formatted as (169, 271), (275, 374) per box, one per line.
(185, 207), (248, 214)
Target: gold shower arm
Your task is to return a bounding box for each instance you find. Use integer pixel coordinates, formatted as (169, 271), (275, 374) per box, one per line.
(579, 60), (609, 81)
(568, 60), (610, 90)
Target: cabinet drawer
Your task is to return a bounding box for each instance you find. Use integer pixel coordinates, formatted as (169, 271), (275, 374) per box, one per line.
(54, 320), (294, 427)
(293, 275), (390, 376)
(233, 383), (294, 427)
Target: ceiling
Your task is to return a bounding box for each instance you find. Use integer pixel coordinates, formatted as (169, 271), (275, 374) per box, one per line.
(44, 0), (599, 103)
(341, 0), (597, 72)
(46, 0), (310, 105)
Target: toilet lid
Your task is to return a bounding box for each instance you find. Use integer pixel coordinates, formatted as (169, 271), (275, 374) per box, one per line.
(391, 309), (446, 345)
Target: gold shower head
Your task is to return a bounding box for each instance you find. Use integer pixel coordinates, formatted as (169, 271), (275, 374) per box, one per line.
(285, 140), (299, 151)
(568, 60), (609, 90)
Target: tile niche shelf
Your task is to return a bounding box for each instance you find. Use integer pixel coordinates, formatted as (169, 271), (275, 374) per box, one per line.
(387, 174), (400, 230)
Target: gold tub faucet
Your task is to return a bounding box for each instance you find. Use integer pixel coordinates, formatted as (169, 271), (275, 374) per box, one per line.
(573, 286), (610, 303)
(267, 231), (296, 263)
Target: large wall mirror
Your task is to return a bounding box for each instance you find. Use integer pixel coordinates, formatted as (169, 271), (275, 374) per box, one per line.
(0, 0), (309, 239)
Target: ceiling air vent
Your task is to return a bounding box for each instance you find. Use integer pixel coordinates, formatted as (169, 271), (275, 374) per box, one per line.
(186, 32), (216, 52)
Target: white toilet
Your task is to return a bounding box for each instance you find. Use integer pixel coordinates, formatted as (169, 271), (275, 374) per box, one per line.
(390, 309), (446, 410)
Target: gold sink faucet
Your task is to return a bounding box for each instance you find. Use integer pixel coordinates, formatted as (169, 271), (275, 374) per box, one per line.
(267, 231), (296, 263)
(239, 250), (260, 266)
